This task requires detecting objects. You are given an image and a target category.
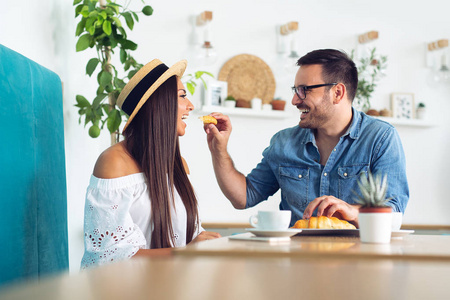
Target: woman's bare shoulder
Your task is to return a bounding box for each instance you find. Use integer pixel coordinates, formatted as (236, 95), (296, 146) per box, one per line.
(93, 141), (141, 179)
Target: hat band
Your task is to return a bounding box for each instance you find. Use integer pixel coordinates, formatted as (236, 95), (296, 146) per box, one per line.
(121, 63), (169, 116)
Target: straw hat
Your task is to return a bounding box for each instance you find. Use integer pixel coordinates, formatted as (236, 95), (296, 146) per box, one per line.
(117, 59), (187, 132)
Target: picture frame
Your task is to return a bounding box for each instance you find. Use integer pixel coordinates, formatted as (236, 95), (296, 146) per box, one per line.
(391, 93), (415, 119)
(204, 79), (228, 107)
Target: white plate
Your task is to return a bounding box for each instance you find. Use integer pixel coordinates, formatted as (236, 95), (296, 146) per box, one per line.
(229, 233), (292, 243)
(296, 229), (414, 238)
(245, 228), (302, 237)
(296, 229), (359, 237)
(391, 230), (414, 237)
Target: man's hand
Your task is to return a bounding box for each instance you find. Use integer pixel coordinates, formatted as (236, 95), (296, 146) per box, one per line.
(203, 113), (232, 155)
(202, 113), (247, 209)
(189, 231), (222, 244)
(303, 195), (360, 224)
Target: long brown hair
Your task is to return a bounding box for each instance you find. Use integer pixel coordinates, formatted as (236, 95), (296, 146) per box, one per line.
(123, 75), (199, 248)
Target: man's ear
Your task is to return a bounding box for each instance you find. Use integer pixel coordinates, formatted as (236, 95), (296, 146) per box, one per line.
(333, 83), (346, 104)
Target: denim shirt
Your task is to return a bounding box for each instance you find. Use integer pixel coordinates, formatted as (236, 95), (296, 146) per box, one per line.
(246, 108), (409, 225)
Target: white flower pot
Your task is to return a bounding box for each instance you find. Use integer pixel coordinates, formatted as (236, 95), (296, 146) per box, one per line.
(359, 208), (392, 244)
(224, 100), (236, 108)
(416, 107), (426, 120)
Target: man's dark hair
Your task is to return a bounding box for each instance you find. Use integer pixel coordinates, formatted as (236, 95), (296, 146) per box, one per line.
(297, 49), (358, 101)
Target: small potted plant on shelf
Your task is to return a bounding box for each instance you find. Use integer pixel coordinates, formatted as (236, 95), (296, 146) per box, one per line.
(416, 102), (426, 120)
(224, 95), (236, 108)
(354, 171), (393, 244)
(271, 97), (286, 111)
(350, 48), (388, 113)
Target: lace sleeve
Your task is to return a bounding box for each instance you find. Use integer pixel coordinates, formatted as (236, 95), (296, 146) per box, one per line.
(81, 180), (147, 270)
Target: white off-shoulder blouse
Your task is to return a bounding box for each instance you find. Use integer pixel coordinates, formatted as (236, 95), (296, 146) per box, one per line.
(81, 173), (203, 269)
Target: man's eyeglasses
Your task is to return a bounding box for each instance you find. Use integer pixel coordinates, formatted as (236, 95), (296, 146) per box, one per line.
(291, 83), (337, 100)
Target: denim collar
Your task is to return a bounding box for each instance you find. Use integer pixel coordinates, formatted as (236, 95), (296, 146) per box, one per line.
(301, 106), (361, 145)
(347, 107), (361, 140)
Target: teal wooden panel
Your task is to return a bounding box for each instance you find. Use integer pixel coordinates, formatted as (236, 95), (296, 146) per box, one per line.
(0, 44), (68, 287)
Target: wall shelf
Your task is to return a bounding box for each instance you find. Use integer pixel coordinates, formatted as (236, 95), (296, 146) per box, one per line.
(195, 107), (435, 126)
(198, 105), (290, 119)
(376, 116), (436, 128)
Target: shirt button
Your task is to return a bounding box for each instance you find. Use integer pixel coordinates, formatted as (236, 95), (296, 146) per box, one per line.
(344, 172), (348, 177)
(333, 149), (336, 151)
(298, 175), (302, 179)
(324, 173), (328, 176)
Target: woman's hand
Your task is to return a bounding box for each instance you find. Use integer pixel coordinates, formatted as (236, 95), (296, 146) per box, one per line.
(189, 231), (222, 244)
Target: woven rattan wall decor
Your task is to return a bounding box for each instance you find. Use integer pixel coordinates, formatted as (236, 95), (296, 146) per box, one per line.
(218, 54), (276, 104)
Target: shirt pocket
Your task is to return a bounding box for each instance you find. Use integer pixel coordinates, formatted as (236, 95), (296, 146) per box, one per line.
(279, 166), (309, 209)
(338, 164), (369, 203)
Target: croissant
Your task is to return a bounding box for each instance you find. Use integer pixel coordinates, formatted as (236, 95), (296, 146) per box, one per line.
(198, 115), (217, 125)
(292, 216), (356, 229)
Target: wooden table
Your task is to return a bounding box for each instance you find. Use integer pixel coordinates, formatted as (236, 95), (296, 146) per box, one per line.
(1, 255), (450, 300)
(2, 234), (450, 300)
(175, 233), (450, 261)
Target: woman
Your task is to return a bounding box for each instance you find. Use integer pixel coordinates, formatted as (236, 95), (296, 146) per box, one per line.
(81, 59), (220, 269)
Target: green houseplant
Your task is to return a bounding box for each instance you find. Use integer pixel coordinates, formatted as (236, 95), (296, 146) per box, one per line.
(74, 0), (212, 144)
(351, 48), (388, 112)
(354, 171), (393, 243)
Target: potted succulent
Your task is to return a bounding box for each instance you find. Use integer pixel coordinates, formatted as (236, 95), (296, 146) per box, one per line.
(354, 171), (393, 244)
(271, 97), (286, 111)
(416, 102), (426, 120)
(224, 95), (236, 108)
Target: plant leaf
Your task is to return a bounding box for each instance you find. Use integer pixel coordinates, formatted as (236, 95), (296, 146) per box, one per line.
(86, 58), (100, 76)
(100, 71), (113, 88)
(76, 33), (91, 51)
(107, 109), (122, 133)
(107, 3), (120, 14)
(102, 20), (112, 35)
(99, 10), (107, 20)
(127, 69), (137, 79)
(74, 4), (84, 17)
(73, 0), (82, 5)
(122, 12), (134, 30)
(114, 77), (126, 89)
(186, 82), (195, 95)
(80, 6), (90, 18)
(122, 40), (137, 50)
(76, 95), (90, 108)
(132, 12), (139, 22)
(92, 93), (107, 109)
(194, 70), (214, 79)
(120, 48), (127, 63)
(75, 19), (86, 36)
(111, 16), (122, 28)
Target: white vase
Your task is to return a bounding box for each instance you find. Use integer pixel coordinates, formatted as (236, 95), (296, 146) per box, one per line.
(359, 207), (392, 244)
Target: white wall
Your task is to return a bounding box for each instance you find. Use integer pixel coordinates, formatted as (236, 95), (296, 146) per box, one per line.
(1, 0), (449, 273)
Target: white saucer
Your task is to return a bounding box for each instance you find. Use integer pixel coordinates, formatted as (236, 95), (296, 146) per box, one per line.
(391, 229), (414, 238)
(245, 228), (302, 237)
(229, 233), (292, 243)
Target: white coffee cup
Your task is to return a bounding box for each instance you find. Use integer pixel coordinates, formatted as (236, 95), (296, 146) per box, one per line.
(391, 212), (403, 231)
(249, 210), (291, 230)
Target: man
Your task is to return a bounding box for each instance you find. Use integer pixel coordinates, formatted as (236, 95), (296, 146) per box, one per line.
(204, 49), (409, 227)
